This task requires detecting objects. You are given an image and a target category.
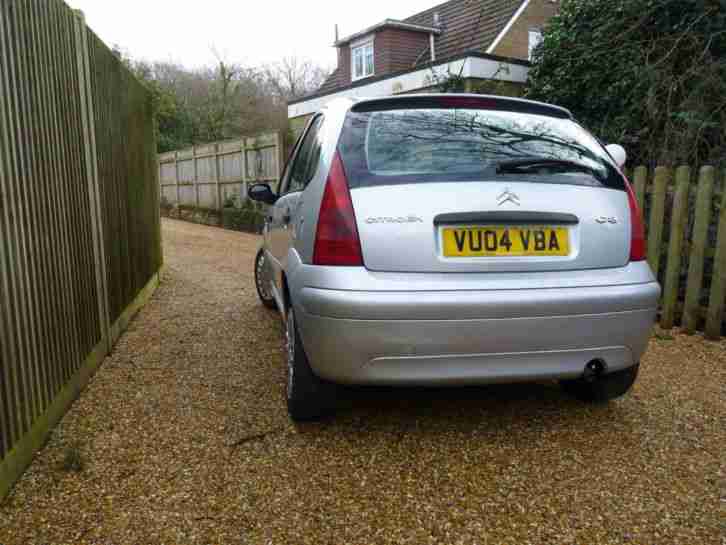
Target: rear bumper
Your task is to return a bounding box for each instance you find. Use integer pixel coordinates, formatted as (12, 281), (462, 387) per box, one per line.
(294, 281), (660, 386)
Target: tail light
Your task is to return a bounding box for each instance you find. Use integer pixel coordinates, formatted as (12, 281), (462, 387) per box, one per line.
(313, 152), (363, 266)
(625, 178), (646, 261)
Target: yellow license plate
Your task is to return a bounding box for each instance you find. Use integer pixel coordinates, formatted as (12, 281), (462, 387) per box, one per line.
(442, 226), (570, 257)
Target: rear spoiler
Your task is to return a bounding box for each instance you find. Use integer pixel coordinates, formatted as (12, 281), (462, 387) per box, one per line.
(352, 94), (573, 119)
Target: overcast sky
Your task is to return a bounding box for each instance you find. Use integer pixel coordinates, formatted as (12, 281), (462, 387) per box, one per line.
(65, 0), (445, 69)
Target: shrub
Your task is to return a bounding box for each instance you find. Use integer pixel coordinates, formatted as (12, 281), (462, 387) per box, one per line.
(526, 0), (726, 167)
(222, 194), (238, 209)
(222, 199), (266, 234)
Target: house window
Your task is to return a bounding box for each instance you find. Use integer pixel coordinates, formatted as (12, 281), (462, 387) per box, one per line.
(528, 30), (543, 61)
(351, 39), (374, 81)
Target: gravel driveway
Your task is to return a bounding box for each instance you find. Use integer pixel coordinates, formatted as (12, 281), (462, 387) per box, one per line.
(1, 218), (723, 545)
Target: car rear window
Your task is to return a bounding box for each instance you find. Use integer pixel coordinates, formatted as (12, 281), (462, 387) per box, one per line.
(337, 106), (626, 190)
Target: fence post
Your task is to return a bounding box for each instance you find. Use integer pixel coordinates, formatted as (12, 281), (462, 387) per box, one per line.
(241, 139), (248, 206)
(193, 146), (199, 208)
(705, 171), (726, 339)
(214, 145), (222, 210)
(633, 166), (647, 211)
(683, 166), (715, 333)
(175, 152), (180, 206)
(73, 10), (110, 350)
(661, 166), (691, 329)
(647, 167), (670, 277)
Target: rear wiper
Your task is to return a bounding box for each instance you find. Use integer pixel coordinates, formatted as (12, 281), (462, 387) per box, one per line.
(496, 157), (597, 175)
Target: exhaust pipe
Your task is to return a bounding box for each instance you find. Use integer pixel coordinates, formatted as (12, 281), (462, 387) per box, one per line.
(582, 359), (606, 382)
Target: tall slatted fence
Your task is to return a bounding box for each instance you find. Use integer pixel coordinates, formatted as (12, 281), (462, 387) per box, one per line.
(0, 0), (161, 502)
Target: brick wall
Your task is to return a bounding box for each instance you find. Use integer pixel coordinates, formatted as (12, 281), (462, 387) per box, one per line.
(491, 0), (559, 60)
(375, 28), (430, 75)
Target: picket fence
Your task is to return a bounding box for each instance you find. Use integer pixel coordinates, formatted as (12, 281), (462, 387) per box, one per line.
(626, 165), (724, 339)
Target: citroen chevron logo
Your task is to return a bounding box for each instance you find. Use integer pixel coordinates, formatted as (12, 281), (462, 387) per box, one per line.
(497, 188), (521, 206)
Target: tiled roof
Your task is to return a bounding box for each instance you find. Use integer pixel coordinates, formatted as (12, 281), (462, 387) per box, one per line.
(405, 0), (525, 61)
(317, 69), (341, 95)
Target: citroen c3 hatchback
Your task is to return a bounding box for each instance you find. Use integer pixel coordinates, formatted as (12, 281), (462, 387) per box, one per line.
(248, 94), (661, 421)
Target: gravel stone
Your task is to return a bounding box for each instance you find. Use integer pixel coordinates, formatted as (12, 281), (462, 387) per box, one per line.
(0, 218), (723, 544)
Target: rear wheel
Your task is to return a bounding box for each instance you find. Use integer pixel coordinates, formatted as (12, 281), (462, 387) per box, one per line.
(560, 363), (640, 403)
(286, 306), (336, 421)
(254, 250), (276, 310)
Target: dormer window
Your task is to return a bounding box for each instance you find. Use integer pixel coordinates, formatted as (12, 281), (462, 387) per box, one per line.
(351, 38), (374, 81)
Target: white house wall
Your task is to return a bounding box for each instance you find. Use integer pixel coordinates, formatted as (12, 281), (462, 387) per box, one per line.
(287, 57), (530, 119)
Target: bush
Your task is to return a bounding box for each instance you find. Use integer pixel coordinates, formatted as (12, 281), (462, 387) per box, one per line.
(222, 199), (266, 234)
(160, 198), (265, 233)
(526, 0), (726, 167)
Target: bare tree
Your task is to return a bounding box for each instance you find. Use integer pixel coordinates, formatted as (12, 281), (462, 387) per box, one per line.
(263, 56), (331, 102)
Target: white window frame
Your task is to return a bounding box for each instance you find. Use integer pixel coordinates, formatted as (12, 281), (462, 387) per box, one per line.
(351, 37), (375, 81)
(528, 29), (543, 61)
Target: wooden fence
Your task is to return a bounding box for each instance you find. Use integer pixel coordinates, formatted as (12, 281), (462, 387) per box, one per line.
(627, 165), (725, 339)
(158, 133), (284, 210)
(0, 0), (161, 502)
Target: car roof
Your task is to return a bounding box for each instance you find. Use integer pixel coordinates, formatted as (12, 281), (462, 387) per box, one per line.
(322, 93), (573, 120)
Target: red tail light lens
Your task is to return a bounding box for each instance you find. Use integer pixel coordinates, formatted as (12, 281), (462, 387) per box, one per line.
(625, 178), (646, 261)
(313, 152), (363, 266)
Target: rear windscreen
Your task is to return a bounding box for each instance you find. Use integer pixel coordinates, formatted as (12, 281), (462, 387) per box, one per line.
(338, 107), (626, 190)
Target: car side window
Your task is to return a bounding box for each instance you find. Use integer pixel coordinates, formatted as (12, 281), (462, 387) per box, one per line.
(277, 126), (307, 195)
(284, 115), (324, 195)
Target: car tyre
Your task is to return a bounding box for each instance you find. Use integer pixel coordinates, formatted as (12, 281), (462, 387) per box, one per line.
(560, 363), (640, 403)
(286, 306), (336, 421)
(254, 250), (277, 310)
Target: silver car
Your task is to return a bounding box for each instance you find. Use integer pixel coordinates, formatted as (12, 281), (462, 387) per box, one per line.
(249, 94), (660, 421)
